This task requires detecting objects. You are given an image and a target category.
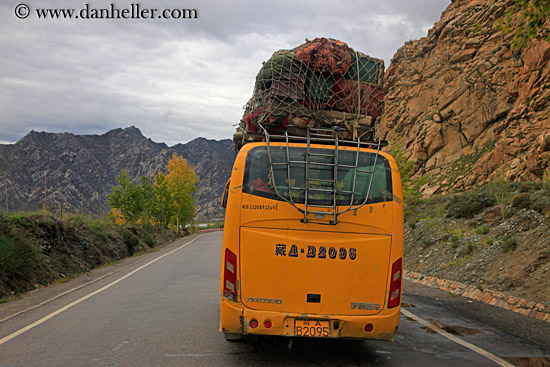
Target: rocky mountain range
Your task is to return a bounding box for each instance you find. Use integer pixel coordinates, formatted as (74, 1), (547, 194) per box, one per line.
(0, 127), (236, 221)
(378, 0), (550, 195)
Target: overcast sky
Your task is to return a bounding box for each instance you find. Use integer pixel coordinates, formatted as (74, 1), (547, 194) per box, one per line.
(0, 0), (450, 146)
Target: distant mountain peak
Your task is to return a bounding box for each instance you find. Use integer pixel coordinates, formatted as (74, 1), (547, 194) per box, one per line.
(123, 125), (142, 133)
(121, 126), (145, 138)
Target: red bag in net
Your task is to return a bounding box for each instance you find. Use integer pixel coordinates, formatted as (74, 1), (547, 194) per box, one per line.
(332, 79), (384, 118)
(295, 38), (352, 75)
(244, 107), (263, 133)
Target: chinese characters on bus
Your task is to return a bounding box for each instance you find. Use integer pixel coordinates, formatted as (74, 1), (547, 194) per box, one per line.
(275, 243), (357, 260)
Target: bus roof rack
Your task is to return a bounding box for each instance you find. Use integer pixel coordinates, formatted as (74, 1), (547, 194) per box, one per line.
(242, 124), (388, 149)
(262, 125), (386, 225)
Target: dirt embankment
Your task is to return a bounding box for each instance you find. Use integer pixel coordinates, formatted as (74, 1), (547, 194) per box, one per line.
(0, 213), (182, 299)
(404, 182), (550, 310)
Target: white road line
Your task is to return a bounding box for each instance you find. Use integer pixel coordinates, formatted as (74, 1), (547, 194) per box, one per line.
(401, 308), (515, 367)
(0, 264), (134, 324)
(0, 235), (202, 346)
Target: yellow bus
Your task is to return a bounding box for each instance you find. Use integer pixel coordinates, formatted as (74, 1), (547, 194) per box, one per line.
(220, 130), (404, 341)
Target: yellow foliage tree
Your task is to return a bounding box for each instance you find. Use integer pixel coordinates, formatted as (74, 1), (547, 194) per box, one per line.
(108, 154), (198, 231)
(166, 153), (198, 231)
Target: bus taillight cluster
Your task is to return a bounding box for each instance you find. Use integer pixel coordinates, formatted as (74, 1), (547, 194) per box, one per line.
(388, 258), (403, 308)
(223, 249), (238, 301)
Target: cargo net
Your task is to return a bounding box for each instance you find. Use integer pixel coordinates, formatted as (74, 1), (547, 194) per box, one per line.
(234, 38), (385, 150)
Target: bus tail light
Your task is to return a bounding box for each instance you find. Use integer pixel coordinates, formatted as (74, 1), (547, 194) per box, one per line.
(224, 249), (237, 301)
(388, 258), (402, 308)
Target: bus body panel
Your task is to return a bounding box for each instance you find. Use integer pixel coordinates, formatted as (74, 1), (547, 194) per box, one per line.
(237, 141), (399, 232)
(239, 226), (391, 315)
(220, 142), (404, 340)
(239, 193), (395, 234)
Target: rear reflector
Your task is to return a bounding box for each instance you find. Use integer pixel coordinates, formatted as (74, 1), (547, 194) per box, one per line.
(223, 249), (237, 302)
(264, 320), (272, 329)
(225, 280), (235, 292)
(388, 258), (403, 308)
(364, 324), (374, 332)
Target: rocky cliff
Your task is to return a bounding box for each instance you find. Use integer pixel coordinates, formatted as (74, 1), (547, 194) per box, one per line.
(0, 127), (236, 221)
(379, 0), (550, 195)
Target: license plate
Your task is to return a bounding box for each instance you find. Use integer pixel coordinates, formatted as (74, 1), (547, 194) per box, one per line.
(295, 319), (330, 338)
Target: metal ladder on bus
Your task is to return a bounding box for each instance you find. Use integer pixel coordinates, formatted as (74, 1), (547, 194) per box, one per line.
(263, 126), (383, 225)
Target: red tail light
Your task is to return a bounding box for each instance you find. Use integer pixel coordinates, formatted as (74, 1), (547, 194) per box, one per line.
(224, 249), (237, 301)
(388, 258), (402, 308)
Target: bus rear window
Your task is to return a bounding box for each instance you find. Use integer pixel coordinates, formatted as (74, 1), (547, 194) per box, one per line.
(243, 146), (392, 206)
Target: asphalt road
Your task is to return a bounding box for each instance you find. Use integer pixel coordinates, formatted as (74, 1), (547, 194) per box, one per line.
(0, 232), (548, 367)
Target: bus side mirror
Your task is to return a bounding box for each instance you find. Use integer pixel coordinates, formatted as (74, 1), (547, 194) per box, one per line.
(221, 179), (230, 208)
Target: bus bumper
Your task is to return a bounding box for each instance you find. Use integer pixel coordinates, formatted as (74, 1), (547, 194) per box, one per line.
(220, 299), (400, 341)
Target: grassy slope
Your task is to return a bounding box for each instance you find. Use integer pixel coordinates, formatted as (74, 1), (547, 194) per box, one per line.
(404, 182), (550, 308)
(0, 212), (180, 300)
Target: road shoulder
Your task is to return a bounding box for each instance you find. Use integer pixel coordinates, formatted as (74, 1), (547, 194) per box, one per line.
(404, 279), (550, 350)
